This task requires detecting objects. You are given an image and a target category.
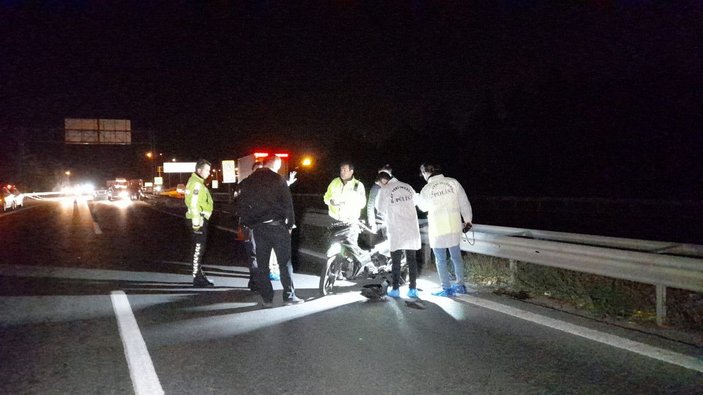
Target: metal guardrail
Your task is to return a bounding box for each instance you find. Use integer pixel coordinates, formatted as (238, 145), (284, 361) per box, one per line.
(458, 225), (703, 292)
(467, 224), (703, 258)
(300, 209), (703, 325)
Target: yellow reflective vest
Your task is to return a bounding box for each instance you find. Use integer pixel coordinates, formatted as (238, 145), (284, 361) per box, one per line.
(185, 173), (213, 227)
(323, 176), (366, 222)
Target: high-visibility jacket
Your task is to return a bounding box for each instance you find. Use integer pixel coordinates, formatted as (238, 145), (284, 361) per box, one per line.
(185, 172), (213, 227)
(416, 174), (472, 248)
(376, 178), (421, 251)
(323, 176), (366, 222)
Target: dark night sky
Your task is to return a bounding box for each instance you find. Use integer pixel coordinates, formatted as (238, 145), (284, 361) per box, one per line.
(1, 1), (702, 198)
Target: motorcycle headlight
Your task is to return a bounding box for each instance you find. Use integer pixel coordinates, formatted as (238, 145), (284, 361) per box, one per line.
(326, 242), (342, 257)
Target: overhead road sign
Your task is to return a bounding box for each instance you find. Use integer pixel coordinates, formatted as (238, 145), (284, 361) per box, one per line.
(65, 118), (132, 145)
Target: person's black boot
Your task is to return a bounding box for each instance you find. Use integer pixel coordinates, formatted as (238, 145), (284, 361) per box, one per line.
(193, 273), (214, 287)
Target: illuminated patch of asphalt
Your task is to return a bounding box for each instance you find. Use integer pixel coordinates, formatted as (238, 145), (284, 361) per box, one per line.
(148, 292), (365, 346)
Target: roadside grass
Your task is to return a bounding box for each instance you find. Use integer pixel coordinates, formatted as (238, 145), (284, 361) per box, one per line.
(463, 253), (703, 329)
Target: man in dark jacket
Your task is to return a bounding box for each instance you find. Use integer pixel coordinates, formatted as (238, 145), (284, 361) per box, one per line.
(238, 155), (303, 307)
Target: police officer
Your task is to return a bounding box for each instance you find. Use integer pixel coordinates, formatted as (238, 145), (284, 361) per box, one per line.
(323, 161), (367, 259)
(185, 159), (215, 287)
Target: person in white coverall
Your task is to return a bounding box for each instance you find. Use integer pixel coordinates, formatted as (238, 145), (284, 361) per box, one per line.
(416, 162), (473, 297)
(375, 171), (420, 299)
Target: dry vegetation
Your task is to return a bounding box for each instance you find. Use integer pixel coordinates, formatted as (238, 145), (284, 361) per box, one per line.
(464, 253), (703, 330)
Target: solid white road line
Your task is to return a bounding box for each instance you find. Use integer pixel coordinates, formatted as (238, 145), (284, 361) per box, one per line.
(456, 294), (703, 373)
(93, 221), (103, 235)
(111, 291), (164, 395)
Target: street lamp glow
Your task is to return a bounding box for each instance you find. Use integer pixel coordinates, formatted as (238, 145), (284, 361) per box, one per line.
(65, 170), (71, 176)
(301, 157), (313, 167)
(146, 151), (153, 159)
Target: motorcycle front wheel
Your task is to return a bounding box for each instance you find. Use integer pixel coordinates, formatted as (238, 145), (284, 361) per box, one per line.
(319, 256), (341, 296)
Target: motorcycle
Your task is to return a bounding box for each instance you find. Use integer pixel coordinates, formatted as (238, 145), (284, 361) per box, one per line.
(319, 220), (408, 296)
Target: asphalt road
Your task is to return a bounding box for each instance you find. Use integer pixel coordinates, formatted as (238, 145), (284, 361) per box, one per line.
(1, 198), (701, 394)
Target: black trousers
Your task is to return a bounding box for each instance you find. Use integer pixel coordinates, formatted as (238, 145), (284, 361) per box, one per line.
(391, 249), (418, 289)
(252, 223), (294, 302)
(189, 218), (209, 276)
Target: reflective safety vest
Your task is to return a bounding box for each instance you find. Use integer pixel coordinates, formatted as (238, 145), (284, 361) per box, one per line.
(185, 173), (213, 227)
(323, 176), (366, 222)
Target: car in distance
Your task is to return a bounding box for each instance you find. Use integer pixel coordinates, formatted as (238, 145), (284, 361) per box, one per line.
(127, 184), (145, 201)
(1, 185), (23, 211)
(108, 185), (130, 201)
(93, 188), (108, 201)
(1, 187), (14, 211)
(10, 186), (24, 208)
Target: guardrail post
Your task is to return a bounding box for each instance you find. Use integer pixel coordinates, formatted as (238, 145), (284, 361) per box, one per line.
(656, 284), (667, 326)
(509, 259), (517, 286)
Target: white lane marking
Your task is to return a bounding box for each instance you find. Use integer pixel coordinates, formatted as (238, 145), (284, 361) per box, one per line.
(85, 203), (102, 234)
(455, 294), (703, 373)
(111, 291), (164, 395)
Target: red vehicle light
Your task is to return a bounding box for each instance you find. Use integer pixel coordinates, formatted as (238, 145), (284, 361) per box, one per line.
(254, 152), (289, 158)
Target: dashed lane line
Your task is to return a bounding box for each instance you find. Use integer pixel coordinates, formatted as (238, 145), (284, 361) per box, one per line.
(111, 291), (164, 395)
(455, 294), (703, 373)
